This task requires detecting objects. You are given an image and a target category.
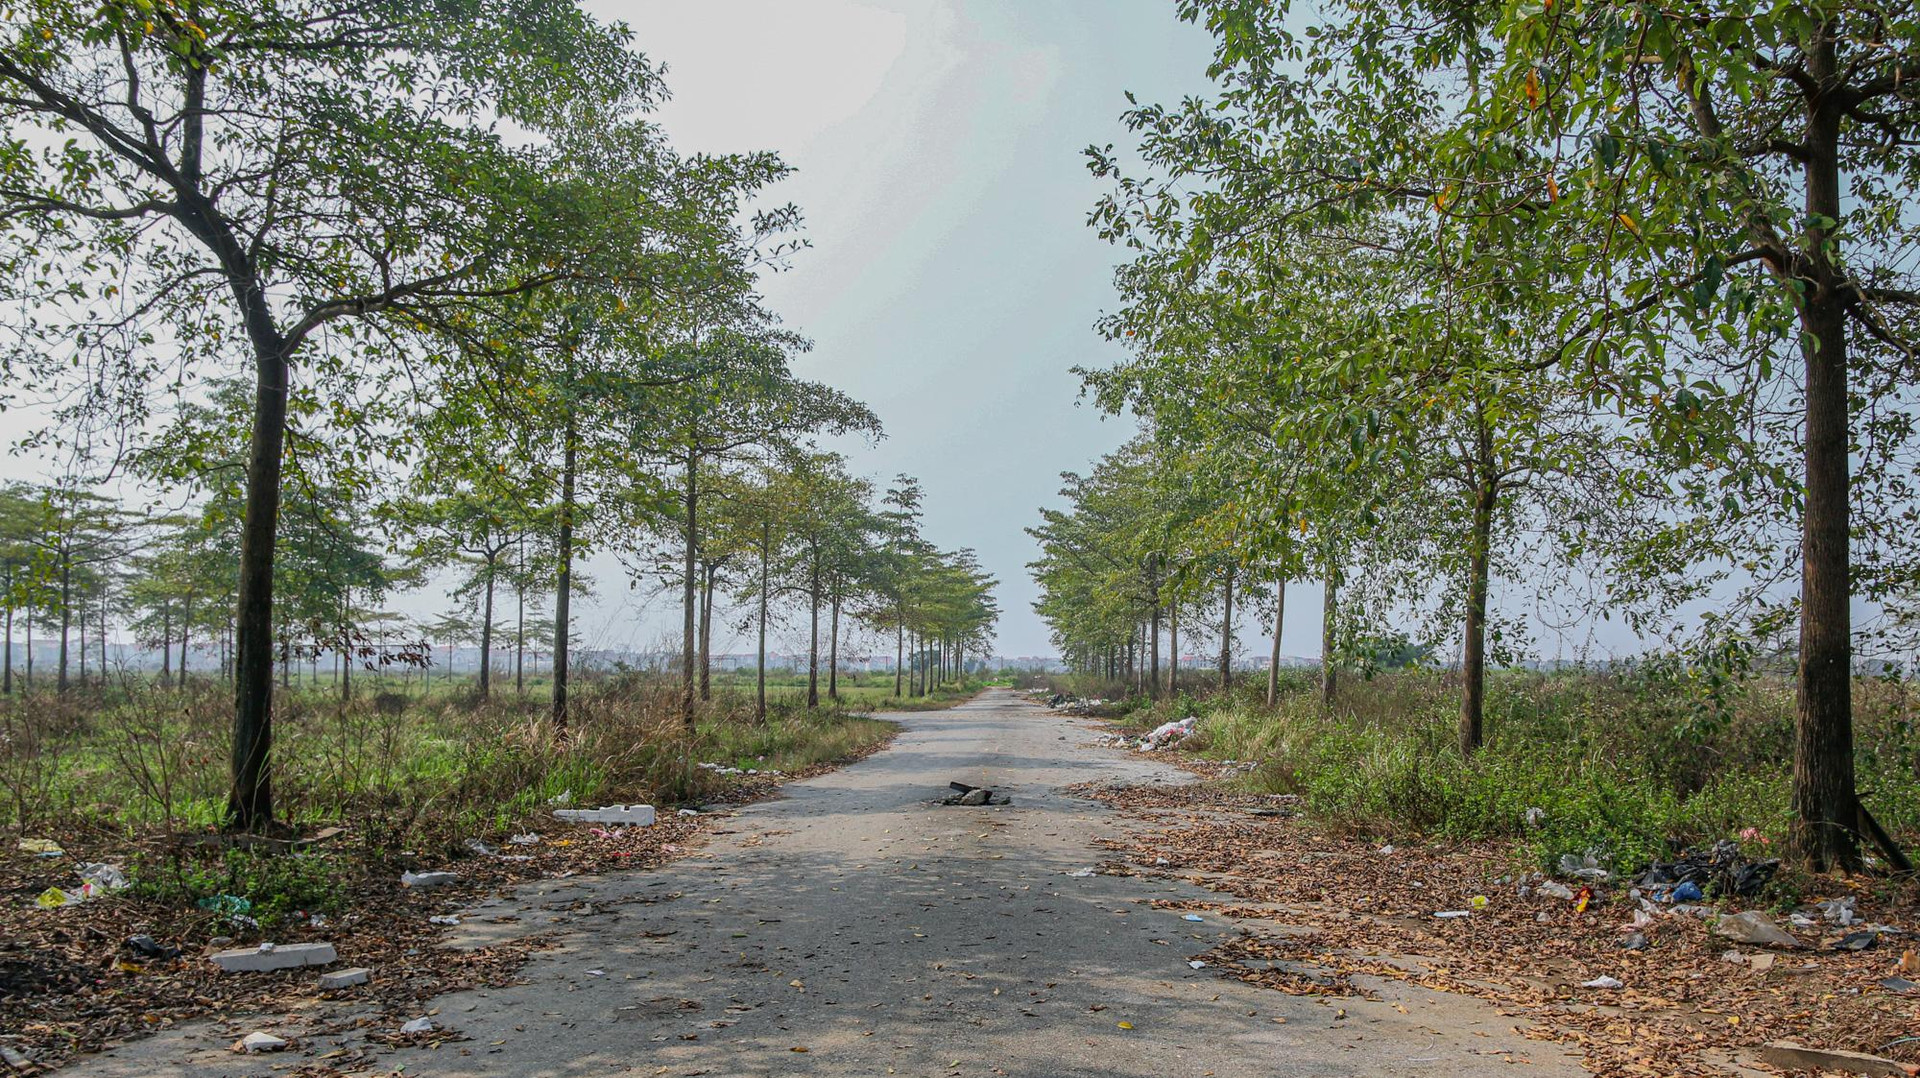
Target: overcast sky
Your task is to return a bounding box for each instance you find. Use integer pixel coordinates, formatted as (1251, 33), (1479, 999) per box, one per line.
(570, 0), (1226, 659)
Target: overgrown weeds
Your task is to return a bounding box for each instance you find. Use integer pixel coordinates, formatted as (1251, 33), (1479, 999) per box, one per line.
(1071, 664), (1918, 877)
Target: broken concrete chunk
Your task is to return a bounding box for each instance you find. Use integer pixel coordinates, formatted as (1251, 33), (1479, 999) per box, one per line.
(1758, 1041), (1907, 1077)
(400, 870), (460, 889)
(1715, 911), (1802, 949)
(318, 967), (371, 990)
(399, 1017), (436, 1034)
(210, 942), (337, 972)
(957, 788), (992, 806)
(552, 805), (656, 826)
(235, 1032), (286, 1053)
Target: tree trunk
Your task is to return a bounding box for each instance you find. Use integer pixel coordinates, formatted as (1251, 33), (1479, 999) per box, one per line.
(56, 559), (69, 693)
(1267, 576), (1286, 707)
(5, 599), (14, 695)
(552, 419), (576, 737)
(1459, 468), (1498, 757)
(479, 556), (496, 699)
(1790, 36), (1859, 868)
(227, 326), (292, 830)
(1148, 605), (1161, 700)
(1220, 565), (1235, 690)
(894, 610), (904, 697)
(699, 561), (717, 702)
(279, 620), (289, 690)
(806, 557), (821, 709)
(757, 520), (769, 724)
(680, 452), (698, 729)
(1169, 599), (1179, 697)
(1321, 563), (1338, 707)
(515, 537), (526, 695)
(828, 588), (841, 701)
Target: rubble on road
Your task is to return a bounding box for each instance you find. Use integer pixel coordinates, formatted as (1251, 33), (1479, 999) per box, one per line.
(938, 781), (1010, 806)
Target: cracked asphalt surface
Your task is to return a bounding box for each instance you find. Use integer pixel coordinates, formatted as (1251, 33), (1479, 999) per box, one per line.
(67, 688), (1580, 1077)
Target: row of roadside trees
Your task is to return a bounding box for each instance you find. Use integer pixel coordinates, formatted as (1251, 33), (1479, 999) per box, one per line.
(0, 1), (993, 831)
(1032, 0), (1920, 872)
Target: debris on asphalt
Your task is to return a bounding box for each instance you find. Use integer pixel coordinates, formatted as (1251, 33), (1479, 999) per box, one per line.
(1580, 975), (1623, 990)
(939, 782), (1009, 806)
(1757, 1041), (1909, 1077)
(553, 804), (658, 826)
(234, 1032), (287, 1053)
(399, 1017), (436, 1034)
(318, 967), (371, 990)
(209, 941), (338, 973)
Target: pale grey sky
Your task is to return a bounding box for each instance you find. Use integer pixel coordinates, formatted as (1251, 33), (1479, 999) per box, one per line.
(580, 0), (1226, 659)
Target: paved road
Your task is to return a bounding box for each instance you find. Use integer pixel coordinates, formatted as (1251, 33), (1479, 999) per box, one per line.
(74, 689), (1579, 1077)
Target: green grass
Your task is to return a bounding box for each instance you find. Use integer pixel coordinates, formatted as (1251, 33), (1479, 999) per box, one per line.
(1070, 665), (1917, 879)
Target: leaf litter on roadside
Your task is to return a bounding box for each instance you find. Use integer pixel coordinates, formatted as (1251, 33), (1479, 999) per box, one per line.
(1070, 778), (1920, 1077)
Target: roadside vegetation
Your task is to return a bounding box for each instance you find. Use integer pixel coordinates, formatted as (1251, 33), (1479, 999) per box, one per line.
(1034, 0), (1920, 883)
(1050, 666), (1920, 891)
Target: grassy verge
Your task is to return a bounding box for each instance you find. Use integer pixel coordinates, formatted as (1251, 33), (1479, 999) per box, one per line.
(3, 670), (907, 925)
(1052, 664), (1920, 883)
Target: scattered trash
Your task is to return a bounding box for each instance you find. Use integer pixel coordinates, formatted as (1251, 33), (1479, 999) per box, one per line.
(1834, 931), (1879, 952)
(508, 832), (540, 845)
(1558, 851), (1613, 883)
(1538, 881), (1576, 901)
(400, 870), (459, 889)
(1580, 975), (1623, 990)
(1377, 844), (1396, 855)
(428, 915), (461, 926)
(1575, 885), (1593, 914)
(124, 935), (181, 961)
(1187, 960), (1207, 969)
(547, 789), (573, 806)
(77, 863), (127, 890)
(235, 1032), (287, 1053)
(1066, 867), (1096, 878)
(1434, 910), (1472, 919)
(1469, 894), (1489, 910)
(1636, 839), (1777, 898)
(463, 838), (497, 857)
(1714, 911), (1801, 949)
(1880, 977), (1919, 995)
(1671, 881), (1704, 903)
(18, 838), (63, 858)
(1619, 932), (1649, 951)
(677, 808), (700, 817)
(197, 894), (253, 917)
(1816, 896), (1861, 927)
(1523, 807), (1546, 829)
(585, 969), (605, 977)
(1182, 914), (1204, 922)
(399, 1017), (436, 1034)
(34, 887), (73, 909)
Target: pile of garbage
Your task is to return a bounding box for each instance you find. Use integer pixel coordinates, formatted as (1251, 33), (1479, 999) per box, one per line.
(34, 861), (128, 909)
(1042, 693), (1108, 715)
(1634, 839), (1779, 899)
(1142, 717), (1197, 749)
